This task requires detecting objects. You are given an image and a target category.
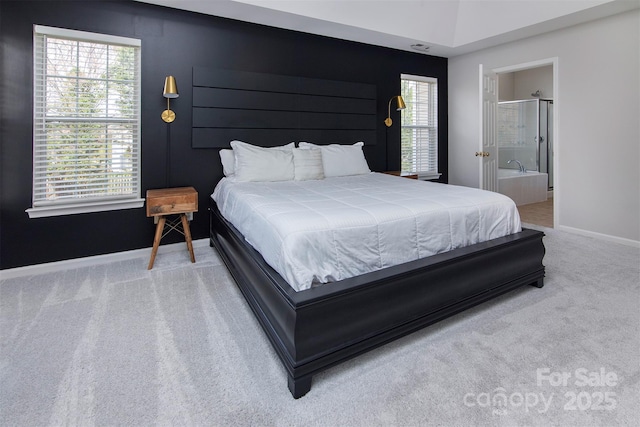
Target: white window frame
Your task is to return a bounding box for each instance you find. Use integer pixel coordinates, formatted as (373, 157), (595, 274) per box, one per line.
(27, 25), (143, 218)
(400, 74), (440, 180)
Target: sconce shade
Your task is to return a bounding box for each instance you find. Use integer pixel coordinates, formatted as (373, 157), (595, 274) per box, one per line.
(384, 95), (406, 127)
(162, 76), (178, 123)
(163, 76), (179, 99)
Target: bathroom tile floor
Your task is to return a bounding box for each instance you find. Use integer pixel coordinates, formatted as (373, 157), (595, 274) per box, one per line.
(518, 198), (554, 228)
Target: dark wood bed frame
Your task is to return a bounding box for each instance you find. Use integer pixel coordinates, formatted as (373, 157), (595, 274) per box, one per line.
(200, 66), (545, 398)
(209, 201), (545, 398)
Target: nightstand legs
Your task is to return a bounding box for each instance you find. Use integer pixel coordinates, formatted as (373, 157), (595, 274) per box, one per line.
(180, 213), (195, 263)
(148, 216), (166, 269)
(147, 214), (195, 269)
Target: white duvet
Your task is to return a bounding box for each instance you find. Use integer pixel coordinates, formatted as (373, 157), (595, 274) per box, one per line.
(212, 173), (521, 292)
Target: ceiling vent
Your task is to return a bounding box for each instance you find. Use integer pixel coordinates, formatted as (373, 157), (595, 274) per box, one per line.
(410, 43), (430, 53)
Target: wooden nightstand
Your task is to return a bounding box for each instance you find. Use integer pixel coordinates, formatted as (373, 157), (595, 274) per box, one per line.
(383, 171), (419, 179)
(146, 186), (198, 269)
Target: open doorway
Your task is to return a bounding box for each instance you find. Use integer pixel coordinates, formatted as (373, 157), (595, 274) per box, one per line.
(482, 58), (558, 229)
(498, 66), (554, 228)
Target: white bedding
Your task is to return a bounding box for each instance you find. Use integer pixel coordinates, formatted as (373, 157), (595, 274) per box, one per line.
(212, 173), (521, 292)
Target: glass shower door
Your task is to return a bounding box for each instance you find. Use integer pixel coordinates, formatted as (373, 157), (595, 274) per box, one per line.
(498, 99), (539, 172)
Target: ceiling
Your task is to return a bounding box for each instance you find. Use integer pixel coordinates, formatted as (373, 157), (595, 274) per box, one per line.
(135, 0), (640, 57)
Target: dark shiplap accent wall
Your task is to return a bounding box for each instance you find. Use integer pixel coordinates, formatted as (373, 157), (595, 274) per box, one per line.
(191, 67), (377, 148)
(0, 0), (447, 269)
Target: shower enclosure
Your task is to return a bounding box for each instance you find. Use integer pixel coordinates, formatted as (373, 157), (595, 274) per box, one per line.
(497, 99), (554, 190)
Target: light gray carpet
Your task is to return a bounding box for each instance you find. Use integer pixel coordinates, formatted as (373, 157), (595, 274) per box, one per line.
(1, 226), (639, 426)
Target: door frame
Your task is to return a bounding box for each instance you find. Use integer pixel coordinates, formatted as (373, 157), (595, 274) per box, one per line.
(480, 57), (559, 228)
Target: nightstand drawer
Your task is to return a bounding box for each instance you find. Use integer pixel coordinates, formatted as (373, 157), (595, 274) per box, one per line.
(383, 171), (419, 179)
(146, 187), (198, 217)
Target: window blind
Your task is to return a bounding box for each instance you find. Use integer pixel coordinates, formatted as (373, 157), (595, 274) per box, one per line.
(32, 26), (141, 210)
(400, 75), (438, 175)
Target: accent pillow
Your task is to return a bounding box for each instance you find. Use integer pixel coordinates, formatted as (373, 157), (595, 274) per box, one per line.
(219, 149), (235, 176)
(230, 140), (295, 182)
(298, 141), (370, 177)
(292, 148), (324, 181)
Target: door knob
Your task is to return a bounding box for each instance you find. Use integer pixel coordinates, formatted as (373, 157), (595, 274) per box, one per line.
(475, 151), (490, 157)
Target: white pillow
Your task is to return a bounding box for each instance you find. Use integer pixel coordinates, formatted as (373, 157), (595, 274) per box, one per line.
(230, 140), (295, 182)
(298, 141), (370, 177)
(292, 148), (324, 181)
(219, 149), (235, 176)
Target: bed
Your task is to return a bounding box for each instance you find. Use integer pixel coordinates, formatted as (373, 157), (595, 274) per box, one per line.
(208, 142), (546, 398)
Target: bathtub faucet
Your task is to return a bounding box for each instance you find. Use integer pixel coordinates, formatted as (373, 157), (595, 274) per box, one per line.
(507, 159), (526, 173)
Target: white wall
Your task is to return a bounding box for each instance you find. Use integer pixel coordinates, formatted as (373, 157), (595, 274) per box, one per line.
(449, 9), (639, 244)
(509, 66), (553, 101)
(498, 67), (554, 101)
(498, 72), (515, 101)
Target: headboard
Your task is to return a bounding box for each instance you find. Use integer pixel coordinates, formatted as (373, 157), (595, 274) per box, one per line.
(192, 67), (377, 148)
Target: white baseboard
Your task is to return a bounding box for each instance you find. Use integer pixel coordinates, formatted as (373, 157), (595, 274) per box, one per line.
(555, 225), (640, 248)
(0, 238), (211, 280)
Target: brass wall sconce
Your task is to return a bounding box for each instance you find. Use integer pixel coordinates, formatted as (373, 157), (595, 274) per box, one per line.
(161, 76), (179, 123)
(384, 95), (406, 127)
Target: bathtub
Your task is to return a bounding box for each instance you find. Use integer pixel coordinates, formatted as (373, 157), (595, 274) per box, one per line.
(498, 169), (548, 206)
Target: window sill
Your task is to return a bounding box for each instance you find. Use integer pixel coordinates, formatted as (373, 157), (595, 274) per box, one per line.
(26, 198), (145, 218)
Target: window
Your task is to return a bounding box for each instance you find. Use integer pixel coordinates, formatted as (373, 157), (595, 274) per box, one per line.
(400, 74), (439, 178)
(27, 25), (142, 218)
